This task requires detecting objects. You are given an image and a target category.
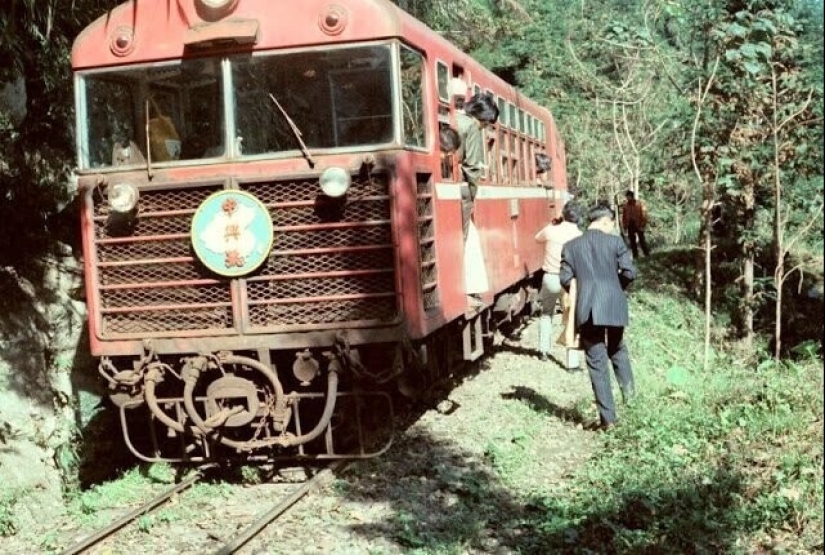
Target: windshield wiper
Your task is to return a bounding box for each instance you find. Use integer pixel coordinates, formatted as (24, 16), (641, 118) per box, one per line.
(269, 93), (315, 168)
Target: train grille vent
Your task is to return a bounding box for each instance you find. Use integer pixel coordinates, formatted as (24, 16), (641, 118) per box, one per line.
(91, 175), (397, 338)
(417, 174), (439, 311)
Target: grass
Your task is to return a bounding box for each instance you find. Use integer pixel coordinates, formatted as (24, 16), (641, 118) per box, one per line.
(0, 491), (20, 537)
(341, 246), (822, 555)
(519, 247), (825, 554)
(24, 246), (819, 555)
(62, 462), (233, 531)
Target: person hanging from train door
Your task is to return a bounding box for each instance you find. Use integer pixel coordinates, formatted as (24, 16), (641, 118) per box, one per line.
(450, 78), (500, 309)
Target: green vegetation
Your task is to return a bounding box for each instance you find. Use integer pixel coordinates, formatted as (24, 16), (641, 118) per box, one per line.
(522, 251), (823, 553)
(374, 250), (822, 554)
(63, 462), (231, 531)
(0, 491), (20, 537)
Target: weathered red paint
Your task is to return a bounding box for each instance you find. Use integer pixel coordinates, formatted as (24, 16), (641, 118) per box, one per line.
(73, 0), (568, 354)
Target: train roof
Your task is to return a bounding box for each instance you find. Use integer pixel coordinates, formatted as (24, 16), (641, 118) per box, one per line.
(71, 0), (551, 119)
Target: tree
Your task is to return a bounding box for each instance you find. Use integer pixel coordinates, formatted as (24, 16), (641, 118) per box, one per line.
(686, 0), (822, 351)
(0, 1), (117, 265)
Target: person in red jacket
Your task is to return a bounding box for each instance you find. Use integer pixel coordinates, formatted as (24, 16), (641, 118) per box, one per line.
(621, 190), (650, 258)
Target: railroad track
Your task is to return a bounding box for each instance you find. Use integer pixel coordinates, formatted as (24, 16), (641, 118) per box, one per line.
(59, 462), (342, 555)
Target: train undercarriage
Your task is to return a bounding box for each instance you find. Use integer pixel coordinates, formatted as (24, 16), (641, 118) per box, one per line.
(99, 280), (538, 463)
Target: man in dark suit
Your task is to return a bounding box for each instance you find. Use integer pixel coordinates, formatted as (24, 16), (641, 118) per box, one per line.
(559, 201), (637, 430)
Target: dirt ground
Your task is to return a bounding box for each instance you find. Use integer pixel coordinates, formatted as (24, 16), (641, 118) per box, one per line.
(3, 316), (602, 554)
(247, 317), (601, 554)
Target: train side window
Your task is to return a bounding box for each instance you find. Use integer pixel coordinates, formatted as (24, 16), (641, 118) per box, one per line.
(439, 121), (458, 181)
(497, 97), (507, 129)
(400, 46), (426, 149)
(484, 126), (496, 181)
(436, 61), (449, 103)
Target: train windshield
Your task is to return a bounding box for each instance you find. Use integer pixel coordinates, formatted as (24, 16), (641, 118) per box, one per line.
(231, 45), (394, 155)
(80, 58), (225, 169)
(78, 45), (396, 169)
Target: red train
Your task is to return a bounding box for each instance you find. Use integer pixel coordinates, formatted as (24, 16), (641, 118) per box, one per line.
(71, 0), (570, 462)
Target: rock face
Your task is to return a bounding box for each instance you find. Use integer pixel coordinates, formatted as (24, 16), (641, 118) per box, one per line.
(0, 250), (95, 528)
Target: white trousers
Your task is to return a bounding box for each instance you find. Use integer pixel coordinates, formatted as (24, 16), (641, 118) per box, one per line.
(464, 221), (489, 295)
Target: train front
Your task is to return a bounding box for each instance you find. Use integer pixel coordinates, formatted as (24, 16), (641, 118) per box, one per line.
(71, 0), (421, 462)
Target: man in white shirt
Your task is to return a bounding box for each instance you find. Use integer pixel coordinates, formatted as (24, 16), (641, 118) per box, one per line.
(535, 201), (583, 365)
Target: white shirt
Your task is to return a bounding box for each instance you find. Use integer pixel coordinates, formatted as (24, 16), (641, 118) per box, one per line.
(535, 221), (582, 274)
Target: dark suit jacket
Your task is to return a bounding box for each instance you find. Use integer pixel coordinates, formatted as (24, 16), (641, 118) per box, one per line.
(559, 229), (636, 328)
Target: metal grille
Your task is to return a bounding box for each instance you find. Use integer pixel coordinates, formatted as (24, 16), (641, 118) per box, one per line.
(90, 174), (398, 338)
(417, 174), (439, 310)
(243, 173), (397, 329)
(93, 184), (231, 337)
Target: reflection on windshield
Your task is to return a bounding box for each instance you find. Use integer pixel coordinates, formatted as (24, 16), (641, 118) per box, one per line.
(82, 59), (224, 169)
(79, 46), (397, 169)
(232, 46), (394, 155)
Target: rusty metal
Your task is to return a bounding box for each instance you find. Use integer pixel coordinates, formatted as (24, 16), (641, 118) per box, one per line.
(118, 388), (395, 462)
(181, 354), (288, 449)
(59, 469), (205, 555)
(144, 362), (186, 434)
(292, 349), (320, 384)
(275, 358), (340, 447)
(205, 375), (260, 427)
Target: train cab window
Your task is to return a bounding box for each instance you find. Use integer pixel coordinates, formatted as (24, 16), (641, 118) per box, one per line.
(80, 58), (224, 169)
(400, 46), (426, 149)
(84, 78), (140, 168)
(232, 45), (393, 154)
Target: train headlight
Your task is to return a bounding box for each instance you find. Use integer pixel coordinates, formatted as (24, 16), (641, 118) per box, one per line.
(108, 182), (140, 214)
(319, 167), (351, 198)
(196, 0), (238, 18)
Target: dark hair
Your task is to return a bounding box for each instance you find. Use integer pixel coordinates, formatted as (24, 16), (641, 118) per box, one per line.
(464, 93), (499, 124)
(562, 201), (582, 225)
(535, 153), (551, 174)
(439, 126), (461, 153)
(588, 200), (615, 223)
(625, 189), (635, 198)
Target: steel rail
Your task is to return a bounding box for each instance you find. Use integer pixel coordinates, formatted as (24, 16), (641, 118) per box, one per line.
(59, 469), (205, 555)
(213, 462), (345, 555)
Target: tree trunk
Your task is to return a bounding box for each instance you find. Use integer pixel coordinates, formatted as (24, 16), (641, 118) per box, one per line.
(773, 127), (783, 360)
(743, 182), (755, 350)
(702, 194), (713, 370)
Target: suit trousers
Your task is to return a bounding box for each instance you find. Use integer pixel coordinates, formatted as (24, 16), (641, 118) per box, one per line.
(626, 224), (649, 257)
(579, 320), (635, 425)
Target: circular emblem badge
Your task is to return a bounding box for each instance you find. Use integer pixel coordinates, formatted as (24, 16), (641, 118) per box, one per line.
(191, 191), (274, 277)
